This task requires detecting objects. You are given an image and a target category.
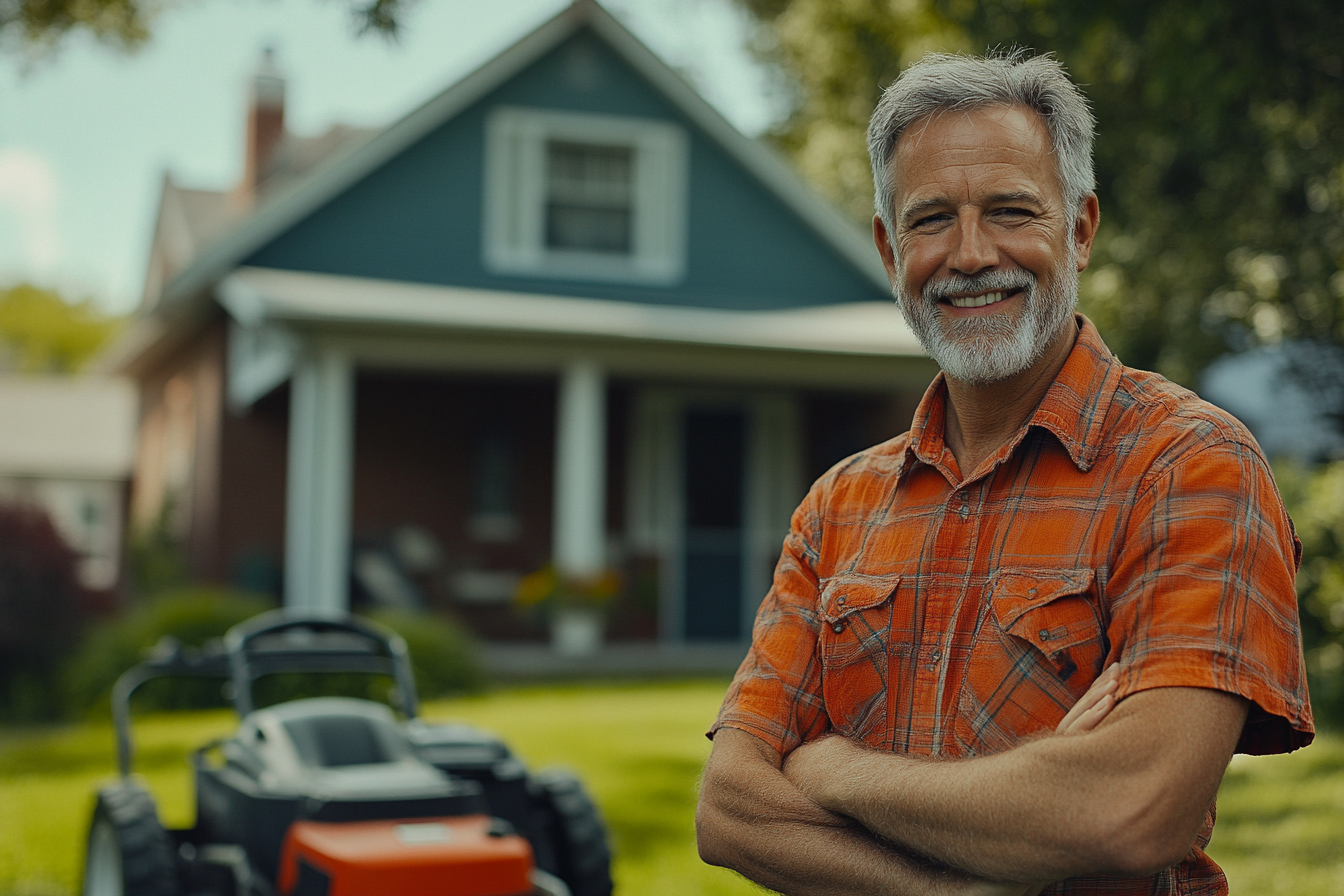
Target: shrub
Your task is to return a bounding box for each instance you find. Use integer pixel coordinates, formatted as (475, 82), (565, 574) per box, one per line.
(0, 502), (86, 722)
(367, 608), (485, 700)
(63, 587), (275, 716)
(64, 592), (484, 718)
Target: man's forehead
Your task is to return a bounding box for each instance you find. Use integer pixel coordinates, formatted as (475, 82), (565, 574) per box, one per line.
(896, 102), (1051, 161)
(890, 103), (1059, 207)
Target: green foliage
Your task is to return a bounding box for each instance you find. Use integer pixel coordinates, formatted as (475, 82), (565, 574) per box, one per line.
(1275, 460), (1344, 726)
(0, 0), (408, 54)
(731, 0), (1344, 387)
(0, 285), (122, 374)
(124, 501), (192, 599)
(366, 608), (485, 700)
(62, 587), (276, 717)
(60, 591), (484, 719)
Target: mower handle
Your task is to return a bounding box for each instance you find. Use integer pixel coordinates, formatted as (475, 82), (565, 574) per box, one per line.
(110, 611), (420, 778)
(223, 612), (420, 719)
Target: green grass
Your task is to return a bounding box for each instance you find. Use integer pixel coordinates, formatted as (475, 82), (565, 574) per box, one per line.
(1210, 737), (1344, 895)
(1, 679), (1340, 895)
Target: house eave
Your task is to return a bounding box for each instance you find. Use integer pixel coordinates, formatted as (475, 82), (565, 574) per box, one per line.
(219, 266), (925, 359)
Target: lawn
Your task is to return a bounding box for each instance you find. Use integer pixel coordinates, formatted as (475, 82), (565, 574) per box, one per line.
(1, 679), (1340, 895)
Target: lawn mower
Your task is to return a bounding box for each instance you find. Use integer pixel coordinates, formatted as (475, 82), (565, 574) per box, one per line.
(82, 611), (613, 896)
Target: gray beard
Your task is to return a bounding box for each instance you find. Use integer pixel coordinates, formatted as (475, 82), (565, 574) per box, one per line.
(893, 247), (1080, 385)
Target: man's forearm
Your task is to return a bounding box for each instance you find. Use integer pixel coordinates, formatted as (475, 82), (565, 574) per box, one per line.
(783, 687), (1248, 882)
(697, 728), (1038, 896)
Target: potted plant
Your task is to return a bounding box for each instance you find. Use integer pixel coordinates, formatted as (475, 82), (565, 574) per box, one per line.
(514, 565), (622, 656)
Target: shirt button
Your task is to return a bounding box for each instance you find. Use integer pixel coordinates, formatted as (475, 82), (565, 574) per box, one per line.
(957, 504), (968, 520)
(1039, 629), (1051, 640)
(837, 595), (847, 606)
(930, 649), (941, 661)
(832, 622), (845, 633)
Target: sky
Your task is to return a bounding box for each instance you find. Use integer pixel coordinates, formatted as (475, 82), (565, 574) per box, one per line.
(0, 0), (782, 315)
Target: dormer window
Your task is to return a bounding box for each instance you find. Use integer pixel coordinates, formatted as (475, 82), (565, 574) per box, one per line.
(483, 107), (687, 284)
(545, 141), (633, 254)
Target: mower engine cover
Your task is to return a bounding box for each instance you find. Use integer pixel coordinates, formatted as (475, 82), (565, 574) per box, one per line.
(277, 816), (533, 896)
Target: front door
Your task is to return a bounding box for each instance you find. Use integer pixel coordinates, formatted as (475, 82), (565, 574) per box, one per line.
(681, 408), (747, 641)
(625, 388), (803, 644)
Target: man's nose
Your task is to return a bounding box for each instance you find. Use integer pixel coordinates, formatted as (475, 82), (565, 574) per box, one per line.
(947, 212), (999, 274)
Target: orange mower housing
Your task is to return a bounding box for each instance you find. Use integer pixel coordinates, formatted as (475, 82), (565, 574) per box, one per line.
(277, 816), (534, 896)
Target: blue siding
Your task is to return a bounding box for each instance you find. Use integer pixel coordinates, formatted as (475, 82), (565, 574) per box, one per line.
(244, 29), (886, 310)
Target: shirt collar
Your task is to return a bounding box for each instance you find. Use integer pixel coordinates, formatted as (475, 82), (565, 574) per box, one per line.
(906, 314), (1122, 475)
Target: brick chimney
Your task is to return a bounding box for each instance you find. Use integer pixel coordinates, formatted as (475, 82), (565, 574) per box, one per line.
(236, 46), (286, 206)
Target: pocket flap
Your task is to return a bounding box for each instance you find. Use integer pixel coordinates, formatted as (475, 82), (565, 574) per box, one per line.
(819, 574), (901, 623)
(990, 568), (1095, 631)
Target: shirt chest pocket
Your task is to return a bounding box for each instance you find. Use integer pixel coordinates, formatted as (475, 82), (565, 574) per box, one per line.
(956, 568), (1108, 754)
(817, 574), (901, 740)
(989, 568), (1107, 686)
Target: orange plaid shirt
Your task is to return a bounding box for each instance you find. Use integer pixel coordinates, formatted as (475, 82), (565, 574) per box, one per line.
(712, 315), (1313, 895)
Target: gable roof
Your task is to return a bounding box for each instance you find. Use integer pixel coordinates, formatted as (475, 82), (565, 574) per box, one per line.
(156, 0), (889, 312)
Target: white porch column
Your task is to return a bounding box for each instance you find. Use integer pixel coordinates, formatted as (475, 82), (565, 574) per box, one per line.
(285, 344), (354, 616)
(553, 359), (607, 577)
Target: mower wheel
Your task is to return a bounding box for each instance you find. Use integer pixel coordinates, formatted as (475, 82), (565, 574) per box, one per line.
(83, 785), (179, 896)
(531, 769), (613, 896)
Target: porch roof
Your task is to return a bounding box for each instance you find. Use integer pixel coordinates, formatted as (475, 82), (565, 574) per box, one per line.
(218, 266), (926, 358)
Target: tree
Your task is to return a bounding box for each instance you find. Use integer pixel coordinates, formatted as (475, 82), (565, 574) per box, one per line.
(1275, 460), (1344, 724)
(733, 0), (1344, 386)
(0, 0), (407, 52)
(0, 283), (123, 372)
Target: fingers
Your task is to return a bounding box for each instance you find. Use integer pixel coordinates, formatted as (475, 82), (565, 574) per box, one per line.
(1055, 663), (1120, 735)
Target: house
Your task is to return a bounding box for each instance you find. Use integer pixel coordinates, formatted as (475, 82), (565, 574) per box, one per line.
(103, 0), (934, 660)
(0, 376), (137, 597)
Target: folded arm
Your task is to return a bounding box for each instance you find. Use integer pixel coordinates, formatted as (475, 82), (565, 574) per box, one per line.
(783, 685), (1249, 882)
(697, 726), (1041, 896)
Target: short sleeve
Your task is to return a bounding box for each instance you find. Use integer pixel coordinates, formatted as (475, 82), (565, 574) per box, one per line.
(1107, 438), (1314, 754)
(709, 488), (831, 755)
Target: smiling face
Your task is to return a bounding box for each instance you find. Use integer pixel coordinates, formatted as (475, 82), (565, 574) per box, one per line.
(874, 104), (1097, 386)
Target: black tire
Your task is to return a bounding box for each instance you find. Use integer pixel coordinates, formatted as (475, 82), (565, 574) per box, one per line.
(530, 769), (613, 896)
(83, 785), (179, 896)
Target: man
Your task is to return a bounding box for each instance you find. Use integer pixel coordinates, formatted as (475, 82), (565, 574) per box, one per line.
(696, 52), (1313, 895)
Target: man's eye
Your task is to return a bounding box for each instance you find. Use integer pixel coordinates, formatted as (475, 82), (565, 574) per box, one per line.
(993, 207), (1033, 219)
(913, 213), (951, 229)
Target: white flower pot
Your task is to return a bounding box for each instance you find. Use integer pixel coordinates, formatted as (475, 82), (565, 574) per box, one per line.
(550, 608), (605, 657)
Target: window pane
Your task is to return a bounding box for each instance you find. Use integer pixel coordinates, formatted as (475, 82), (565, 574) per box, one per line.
(545, 141), (633, 253)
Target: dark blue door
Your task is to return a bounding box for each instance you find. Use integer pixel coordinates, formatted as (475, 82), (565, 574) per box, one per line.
(682, 408), (745, 641)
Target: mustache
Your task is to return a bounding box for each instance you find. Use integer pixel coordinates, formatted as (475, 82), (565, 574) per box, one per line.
(922, 269), (1037, 304)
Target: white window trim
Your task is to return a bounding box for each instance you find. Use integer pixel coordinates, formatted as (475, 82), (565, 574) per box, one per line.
(483, 106), (688, 285)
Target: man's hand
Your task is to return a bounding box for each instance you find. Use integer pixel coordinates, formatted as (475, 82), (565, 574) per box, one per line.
(1056, 663), (1119, 735)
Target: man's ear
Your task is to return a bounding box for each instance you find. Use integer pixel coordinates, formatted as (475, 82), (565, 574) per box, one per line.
(1074, 194), (1101, 272)
(873, 215), (900, 287)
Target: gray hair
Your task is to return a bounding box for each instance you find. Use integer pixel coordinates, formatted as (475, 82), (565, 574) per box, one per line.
(867, 51), (1096, 230)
